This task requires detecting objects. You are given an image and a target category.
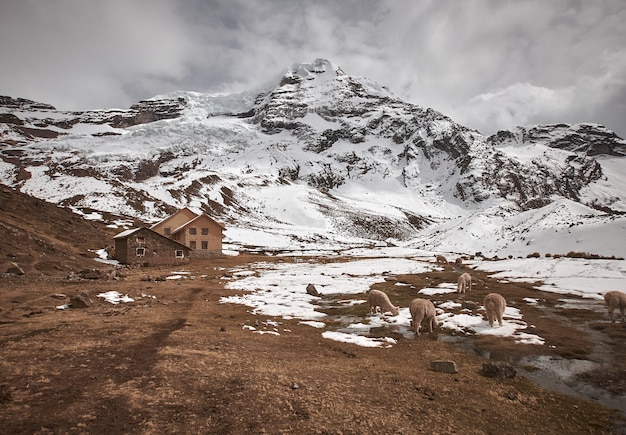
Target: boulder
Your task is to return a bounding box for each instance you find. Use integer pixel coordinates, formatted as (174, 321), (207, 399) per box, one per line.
(431, 360), (458, 374)
(482, 361), (517, 379)
(79, 269), (101, 280)
(70, 292), (93, 308)
(306, 283), (320, 296)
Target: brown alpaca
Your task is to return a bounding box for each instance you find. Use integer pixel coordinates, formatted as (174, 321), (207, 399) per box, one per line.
(457, 272), (472, 293)
(483, 293), (506, 327)
(435, 255), (448, 264)
(409, 298), (438, 335)
(604, 290), (626, 322)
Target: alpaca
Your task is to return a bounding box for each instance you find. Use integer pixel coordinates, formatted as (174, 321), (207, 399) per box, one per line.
(367, 290), (400, 316)
(604, 290), (626, 322)
(484, 293), (506, 327)
(435, 255), (448, 264)
(409, 298), (438, 335)
(457, 272), (472, 293)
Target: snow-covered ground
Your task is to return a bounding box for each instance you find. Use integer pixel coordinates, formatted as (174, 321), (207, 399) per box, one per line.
(217, 247), (624, 348)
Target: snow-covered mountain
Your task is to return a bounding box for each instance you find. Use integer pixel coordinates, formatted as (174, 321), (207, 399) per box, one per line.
(1, 59), (625, 257)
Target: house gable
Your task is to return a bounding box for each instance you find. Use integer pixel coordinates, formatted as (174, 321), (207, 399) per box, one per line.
(150, 208), (199, 237)
(171, 214), (225, 254)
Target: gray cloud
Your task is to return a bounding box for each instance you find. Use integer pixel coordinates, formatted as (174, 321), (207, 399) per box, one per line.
(1, 0), (624, 137)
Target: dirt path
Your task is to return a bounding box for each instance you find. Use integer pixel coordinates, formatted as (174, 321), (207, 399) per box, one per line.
(1, 255), (625, 434)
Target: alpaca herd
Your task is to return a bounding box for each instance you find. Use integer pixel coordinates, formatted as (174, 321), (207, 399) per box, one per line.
(364, 256), (626, 337)
(366, 269), (505, 336)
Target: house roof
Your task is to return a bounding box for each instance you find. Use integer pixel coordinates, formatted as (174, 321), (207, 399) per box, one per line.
(113, 228), (141, 239)
(113, 227), (192, 250)
(171, 213), (226, 235)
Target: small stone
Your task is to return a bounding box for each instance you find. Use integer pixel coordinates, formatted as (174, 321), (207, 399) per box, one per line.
(6, 262), (24, 275)
(431, 360), (458, 374)
(291, 382), (299, 390)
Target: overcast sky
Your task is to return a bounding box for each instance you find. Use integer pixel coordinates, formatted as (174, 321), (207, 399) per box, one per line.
(1, 0), (625, 137)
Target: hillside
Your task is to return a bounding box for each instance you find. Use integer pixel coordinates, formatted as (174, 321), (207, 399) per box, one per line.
(0, 186), (123, 276)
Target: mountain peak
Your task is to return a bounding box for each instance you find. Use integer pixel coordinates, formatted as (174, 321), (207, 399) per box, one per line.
(285, 59), (344, 82)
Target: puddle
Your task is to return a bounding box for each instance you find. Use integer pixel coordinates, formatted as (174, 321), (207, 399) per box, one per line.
(556, 298), (607, 313)
(439, 333), (626, 417)
(518, 355), (626, 415)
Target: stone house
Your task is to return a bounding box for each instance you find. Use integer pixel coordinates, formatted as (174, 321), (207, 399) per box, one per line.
(113, 227), (191, 266)
(150, 208), (225, 257)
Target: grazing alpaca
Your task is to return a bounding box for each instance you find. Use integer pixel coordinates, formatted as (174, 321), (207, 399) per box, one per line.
(604, 290), (626, 322)
(409, 298), (438, 335)
(435, 255), (448, 264)
(457, 272), (472, 293)
(367, 290), (400, 316)
(484, 293), (506, 327)
(454, 257), (463, 268)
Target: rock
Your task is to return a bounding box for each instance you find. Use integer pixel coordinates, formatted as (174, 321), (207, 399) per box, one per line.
(482, 361), (517, 379)
(306, 283), (320, 296)
(51, 293), (67, 299)
(488, 351), (513, 363)
(70, 292), (93, 308)
(461, 300), (479, 310)
(0, 384), (12, 404)
(6, 262), (24, 275)
(431, 360), (458, 374)
(79, 269), (101, 280)
(107, 269), (120, 281)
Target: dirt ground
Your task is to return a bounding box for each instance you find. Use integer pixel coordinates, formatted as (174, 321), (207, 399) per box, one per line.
(1, 254), (626, 435)
(1, 186), (626, 434)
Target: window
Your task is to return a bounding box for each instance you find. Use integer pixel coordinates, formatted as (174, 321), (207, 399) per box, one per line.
(136, 247), (145, 257)
(175, 250), (184, 258)
(201, 241), (208, 250)
(136, 236), (145, 245)
(189, 227), (197, 235)
(164, 227), (171, 235)
(201, 228), (209, 235)
(189, 241), (197, 249)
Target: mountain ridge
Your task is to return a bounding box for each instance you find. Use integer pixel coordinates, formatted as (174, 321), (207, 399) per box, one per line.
(1, 59), (625, 257)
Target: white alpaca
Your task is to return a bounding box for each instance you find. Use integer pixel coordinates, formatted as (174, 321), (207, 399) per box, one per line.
(457, 272), (472, 293)
(604, 290), (626, 322)
(409, 298), (438, 335)
(484, 293), (506, 327)
(367, 290), (399, 316)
